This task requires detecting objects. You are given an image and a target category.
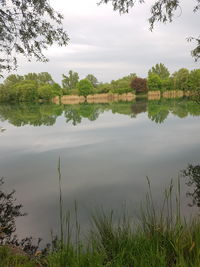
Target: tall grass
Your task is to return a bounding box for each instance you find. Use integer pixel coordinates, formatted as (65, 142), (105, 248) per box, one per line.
(1, 166), (200, 266)
(45, 175), (200, 267)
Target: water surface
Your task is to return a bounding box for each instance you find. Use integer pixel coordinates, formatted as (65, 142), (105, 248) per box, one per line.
(0, 98), (200, 242)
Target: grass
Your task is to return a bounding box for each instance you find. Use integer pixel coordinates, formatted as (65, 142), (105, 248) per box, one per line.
(1, 176), (200, 266)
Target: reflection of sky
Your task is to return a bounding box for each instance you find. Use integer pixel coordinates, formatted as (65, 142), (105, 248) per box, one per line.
(0, 110), (200, 242)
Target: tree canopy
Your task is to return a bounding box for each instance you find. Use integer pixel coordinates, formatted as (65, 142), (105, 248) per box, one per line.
(0, 0), (69, 76)
(100, 0), (200, 61)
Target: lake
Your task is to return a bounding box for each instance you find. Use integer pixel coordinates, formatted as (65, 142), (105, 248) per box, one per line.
(0, 98), (200, 243)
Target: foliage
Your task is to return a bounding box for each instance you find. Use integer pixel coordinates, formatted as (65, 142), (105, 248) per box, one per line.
(147, 73), (162, 91)
(99, 0), (200, 61)
(38, 85), (55, 100)
(182, 164), (200, 207)
(188, 69), (200, 89)
(0, 72), (62, 102)
(77, 79), (94, 96)
(0, 178), (25, 243)
(24, 72), (54, 85)
(0, 0), (69, 76)
(148, 63), (170, 80)
(96, 83), (113, 94)
(62, 70), (79, 90)
(86, 74), (98, 87)
(131, 77), (147, 94)
(15, 81), (39, 102)
(172, 68), (190, 90)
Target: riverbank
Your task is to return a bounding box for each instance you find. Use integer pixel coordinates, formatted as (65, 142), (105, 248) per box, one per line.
(52, 90), (193, 105)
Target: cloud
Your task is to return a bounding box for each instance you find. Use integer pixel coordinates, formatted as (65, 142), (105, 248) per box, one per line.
(1, 0), (199, 83)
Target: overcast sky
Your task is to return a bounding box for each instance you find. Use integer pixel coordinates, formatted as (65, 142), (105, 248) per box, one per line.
(5, 0), (200, 83)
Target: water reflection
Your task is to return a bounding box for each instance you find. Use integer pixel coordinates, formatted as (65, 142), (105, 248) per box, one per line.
(0, 98), (200, 127)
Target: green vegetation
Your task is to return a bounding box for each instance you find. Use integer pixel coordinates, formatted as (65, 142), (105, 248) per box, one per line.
(0, 65), (199, 103)
(77, 79), (94, 96)
(0, 73), (62, 102)
(0, 99), (199, 127)
(2, 167), (200, 266)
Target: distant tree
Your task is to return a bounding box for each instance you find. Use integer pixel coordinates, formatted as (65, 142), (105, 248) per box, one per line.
(148, 63), (170, 80)
(38, 84), (55, 100)
(147, 73), (162, 91)
(62, 70), (79, 90)
(24, 72), (54, 85)
(3, 74), (24, 87)
(52, 83), (63, 96)
(96, 83), (113, 93)
(188, 69), (200, 89)
(86, 74), (98, 87)
(0, 0), (69, 76)
(131, 77), (147, 94)
(77, 79), (94, 96)
(15, 80), (38, 102)
(100, 0), (200, 61)
(172, 68), (190, 90)
(110, 73), (136, 94)
(37, 72), (54, 85)
(161, 78), (173, 91)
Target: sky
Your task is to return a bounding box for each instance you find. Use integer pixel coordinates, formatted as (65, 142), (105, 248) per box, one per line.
(3, 0), (200, 84)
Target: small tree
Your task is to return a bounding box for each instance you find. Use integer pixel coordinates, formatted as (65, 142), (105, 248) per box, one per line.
(147, 73), (162, 91)
(148, 63), (170, 80)
(131, 77), (147, 94)
(172, 68), (190, 90)
(62, 70), (79, 90)
(86, 74), (98, 87)
(77, 79), (94, 96)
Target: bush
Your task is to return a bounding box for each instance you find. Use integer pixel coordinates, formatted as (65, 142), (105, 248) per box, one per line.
(147, 73), (162, 91)
(131, 77), (147, 94)
(38, 85), (55, 100)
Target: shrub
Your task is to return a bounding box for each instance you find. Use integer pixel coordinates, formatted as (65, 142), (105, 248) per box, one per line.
(147, 73), (162, 91)
(131, 77), (147, 94)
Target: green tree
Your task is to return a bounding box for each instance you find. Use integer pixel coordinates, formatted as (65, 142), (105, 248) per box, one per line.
(24, 72), (54, 85)
(86, 74), (99, 87)
(0, 0), (69, 75)
(15, 80), (38, 102)
(147, 73), (162, 91)
(148, 63), (170, 80)
(38, 85), (55, 100)
(100, 0), (200, 61)
(62, 70), (79, 90)
(172, 68), (190, 90)
(77, 79), (94, 96)
(3, 75), (24, 87)
(188, 69), (200, 89)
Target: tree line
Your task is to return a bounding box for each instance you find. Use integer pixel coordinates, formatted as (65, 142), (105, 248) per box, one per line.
(0, 63), (199, 102)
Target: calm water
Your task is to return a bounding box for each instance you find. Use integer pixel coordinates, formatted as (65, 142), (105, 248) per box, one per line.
(0, 98), (200, 242)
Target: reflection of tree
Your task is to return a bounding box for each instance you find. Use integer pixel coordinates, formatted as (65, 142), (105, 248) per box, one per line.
(0, 104), (63, 126)
(0, 99), (199, 127)
(148, 100), (169, 123)
(110, 102), (136, 117)
(64, 107), (82, 126)
(147, 99), (200, 123)
(182, 164), (200, 207)
(131, 100), (147, 116)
